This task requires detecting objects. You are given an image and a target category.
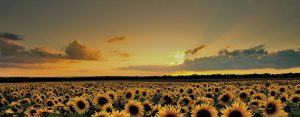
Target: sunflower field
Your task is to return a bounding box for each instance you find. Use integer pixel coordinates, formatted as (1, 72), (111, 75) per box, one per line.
(0, 80), (300, 117)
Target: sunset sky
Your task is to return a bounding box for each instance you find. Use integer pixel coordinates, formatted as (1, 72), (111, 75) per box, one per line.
(0, 0), (300, 76)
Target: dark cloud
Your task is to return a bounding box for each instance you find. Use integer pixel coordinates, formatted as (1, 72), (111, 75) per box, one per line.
(30, 47), (63, 58)
(218, 45), (267, 56)
(0, 39), (27, 57)
(0, 32), (23, 40)
(111, 50), (130, 58)
(0, 32), (101, 68)
(120, 45), (300, 71)
(65, 41), (100, 60)
(185, 45), (206, 60)
(107, 36), (126, 43)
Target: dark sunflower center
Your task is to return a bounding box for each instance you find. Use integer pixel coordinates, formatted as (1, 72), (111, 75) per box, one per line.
(190, 94), (195, 100)
(240, 93), (247, 99)
(109, 94), (114, 99)
(296, 90), (300, 94)
(196, 109), (211, 117)
(126, 93), (132, 98)
(98, 97), (108, 106)
(129, 105), (139, 115)
(182, 99), (190, 105)
(70, 105), (76, 112)
(143, 104), (151, 111)
(206, 94), (213, 98)
(228, 110), (243, 117)
(30, 110), (37, 115)
(163, 96), (172, 104)
(251, 102), (258, 106)
(151, 110), (158, 117)
(142, 92), (147, 96)
(77, 101), (86, 109)
(11, 108), (18, 112)
(266, 103), (276, 114)
(270, 91), (276, 96)
(180, 89), (184, 93)
(47, 101), (54, 106)
(280, 97), (287, 102)
(222, 95), (230, 102)
(187, 89), (193, 94)
(255, 96), (262, 100)
(106, 108), (112, 113)
(280, 88), (285, 92)
(292, 97), (299, 103)
(165, 114), (177, 117)
(215, 88), (219, 92)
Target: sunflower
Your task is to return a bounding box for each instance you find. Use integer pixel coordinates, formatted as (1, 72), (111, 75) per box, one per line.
(158, 105), (183, 117)
(278, 86), (287, 93)
(218, 92), (234, 105)
(238, 91), (249, 101)
(55, 97), (64, 104)
(295, 89), (300, 94)
(36, 108), (54, 117)
(161, 93), (173, 105)
(124, 91), (135, 100)
(177, 96), (192, 107)
(262, 97), (285, 117)
(67, 101), (76, 113)
(91, 111), (110, 117)
(107, 91), (117, 100)
(191, 103), (218, 117)
(111, 110), (130, 117)
(268, 89), (277, 97)
(221, 101), (251, 117)
(251, 93), (266, 100)
(178, 88), (185, 94)
(247, 99), (262, 111)
(102, 103), (114, 113)
(148, 104), (161, 117)
(93, 94), (111, 109)
(125, 100), (144, 117)
(194, 96), (214, 105)
(45, 99), (55, 107)
(289, 94), (300, 104)
(141, 89), (149, 98)
(204, 92), (214, 99)
(24, 107), (38, 117)
(134, 89), (140, 95)
(143, 100), (153, 113)
(73, 97), (90, 114)
(178, 106), (188, 115)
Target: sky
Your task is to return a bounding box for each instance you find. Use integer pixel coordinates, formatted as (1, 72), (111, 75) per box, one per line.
(0, 0), (300, 76)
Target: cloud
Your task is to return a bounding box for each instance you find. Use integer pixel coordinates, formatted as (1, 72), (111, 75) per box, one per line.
(30, 47), (63, 58)
(65, 41), (100, 60)
(185, 45), (206, 60)
(0, 32), (101, 68)
(120, 45), (300, 71)
(107, 36), (126, 43)
(0, 32), (23, 40)
(111, 50), (130, 58)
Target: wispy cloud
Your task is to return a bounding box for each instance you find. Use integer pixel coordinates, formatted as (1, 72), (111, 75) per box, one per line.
(107, 36), (126, 43)
(111, 50), (130, 58)
(185, 45), (206, 60)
